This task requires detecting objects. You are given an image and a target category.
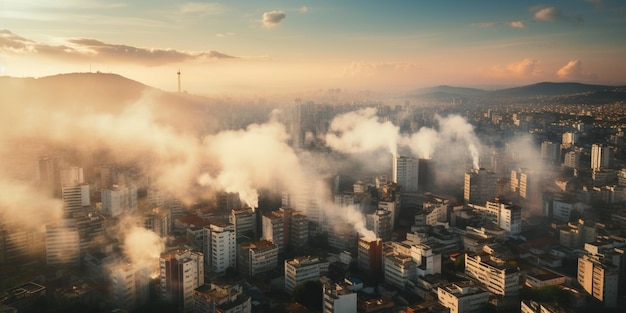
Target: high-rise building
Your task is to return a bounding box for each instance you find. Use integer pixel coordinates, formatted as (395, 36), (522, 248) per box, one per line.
(237, 240), (278, 278)
(193, 281), (251, 313)
(541, 141), (560, 165)
(203, 223), (236, 275)
(464, 253), (519, 296)
(284, 256), (329, 294)
(463, 168), (497, 205)
(229, 208), (257, 238)
(563, 150), (582, 168)
(61, 183), (90, 216)
(383, 253), (416, 289)
(322, 281), (357, 313)
(59, 167), (84, 187)
(290, 211), (309, 248)
(591, 144), (611, 170)
(38, 156), (59, 195)
(216, 192), (241, 212)
(160, 249), (204, 313)
(393, 156), (419, 193)
(327, 220), (357, 251)
(101, 185), (137, 217)
(366, 210), (392, 241)
(358, 237), (383, 279)
(144, 208), (171, 238)
(262, 211), (285, 252)
(45, 219), (80, 267)
(437, 281), (489, 313)
(562, 132), (579, 148)
(109, 263), (152, 311)
(577, 242), (622, 309)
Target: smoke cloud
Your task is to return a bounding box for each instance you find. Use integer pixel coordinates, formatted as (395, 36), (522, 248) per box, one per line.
(326, 108), (399, 157)
(0, 178), (64, 228)
(123, 226), (165, 275)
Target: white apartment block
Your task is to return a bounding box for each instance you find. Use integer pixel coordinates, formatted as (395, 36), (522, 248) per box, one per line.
(437, 281), (488, 313)
(284, 256), (329, 293)
(464, 253), (519, 296)
(101, 185), (138, 217)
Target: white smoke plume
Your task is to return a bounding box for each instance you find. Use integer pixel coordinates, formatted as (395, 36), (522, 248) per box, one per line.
(123, 226), (164, 275)
(0, 178), (64, 228)
(325, 108), (399, 156)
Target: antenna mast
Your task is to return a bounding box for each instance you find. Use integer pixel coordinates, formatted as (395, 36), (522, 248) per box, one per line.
(177, 69), (181, 93)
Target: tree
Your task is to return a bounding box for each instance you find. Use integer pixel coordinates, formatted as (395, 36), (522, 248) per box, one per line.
(291, 280), (323, 311)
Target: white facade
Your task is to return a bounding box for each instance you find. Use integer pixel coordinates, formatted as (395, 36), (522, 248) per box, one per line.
(366, 210), (392, 241)
(229, 207), (256, 238)
(323, 282), (357, 313)
(383, 254), (416, 289)
(284, 256), (329, 293)
(393, 156), (419, 193)
(204, 223), (236, 274)
(45, 220), (80, 266)
(411, 243), (441, 276)
(591, 144), (611, 169)
(499, 204), (522, 234)
(262, 211), (285, 252)
(437, 281), (489, 313)
(464, 253), (519, 296)
(101, 185), (138, 217)
(578, 254), (619, 308)
(160, 250), (204, 313)
(62, 183), (90, 215)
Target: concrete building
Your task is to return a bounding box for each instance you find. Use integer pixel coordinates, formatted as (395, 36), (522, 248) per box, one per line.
(366, 210), (392, 241)
(261, 211), (285, 252)
(160, 250), (204, 313)
(541, 141), (560, 165)
(322, 281), (357, 313)
(109, 263), (151, 311)
(101, 185), (138, 217)
(562, 132), (579, 148)
(464, 253), (519, 296)
(144, 208), (171, 238)
(411, 243), (442, 276)
(437, 281), (489, 313)
(288, 210), (309, 248)
(61, 183), (90, 216)
(591, 144), (611, 170)
(328, 220), (357, 251)
(229, 208), (257, 238)
(464, 168), (497, 205)
(45, 220), (80, 267)
(358, 237), (383, 279)
(284, 256), (329, 294)
(216, 192), (241, 212)
(563, 150), (582, 168)
(59, 166), (84, 187)
(497, 201), (522, 234)
(383, 254), (416, 289)
(203, 223), (236, 275)
(193, 281), (251, 313)
(238, 240), (278, 278)
(393, 156), (419, 193)
(577, 254), (619, 308)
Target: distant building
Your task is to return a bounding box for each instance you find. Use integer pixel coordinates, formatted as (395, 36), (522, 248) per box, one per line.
(144, 208), (171, 238)
(216, 192), (241, 212)
(328, 220), (357, 251)
(322, 281), (357, 313)
(62, 183), (90, 216)
(591, 144), (611, 170)
(193, 280), (251, 313)
(160, 250), (204, 313)
(45, 220), (80, 267)
(393, 156), (419, 193)
(101, 185), (137, 217)
(464, 168), (497, 205)
(563, 150), (582, 168)
(366, 210), (392, 241)
(109, 264), (151, 311)
(284, 256), (329, 294)
(237, 240), (278, 278)
(203, 223), (236, 275)
(541, 141), (560, 165)
(464, 253), (519, 296)
(437, 281), (488, 313)
(262, 211), (285, 252)
(357, 237), (383, 279)
(59, 167), (84, 187)
(229, 208), (256, 238)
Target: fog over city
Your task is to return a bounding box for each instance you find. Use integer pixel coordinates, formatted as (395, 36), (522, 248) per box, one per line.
(2, 1), (626, 312)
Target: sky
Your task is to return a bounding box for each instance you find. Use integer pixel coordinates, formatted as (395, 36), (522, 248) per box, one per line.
(1, 0), (625, 94)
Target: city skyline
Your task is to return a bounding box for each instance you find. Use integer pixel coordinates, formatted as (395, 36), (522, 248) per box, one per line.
(1, 0), (625, 94)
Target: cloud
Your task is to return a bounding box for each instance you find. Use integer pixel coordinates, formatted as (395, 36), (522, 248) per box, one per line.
(531, 6), (583, 24)
(343, 61), (419, 78)
(510, 21), (525, 29)
(180, 2), (224, 15)
(216, 32), (236, 38)
(0, 29), (236, 65)
(473, 21), (525, 29)
(556, 59), (596, 81)
(263, 10), (286, 28)
(300, 6), (309, 13)
(490, 58), (539, 77)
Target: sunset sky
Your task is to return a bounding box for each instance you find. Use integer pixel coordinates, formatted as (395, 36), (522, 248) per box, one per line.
(1, 0), (625, 94)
